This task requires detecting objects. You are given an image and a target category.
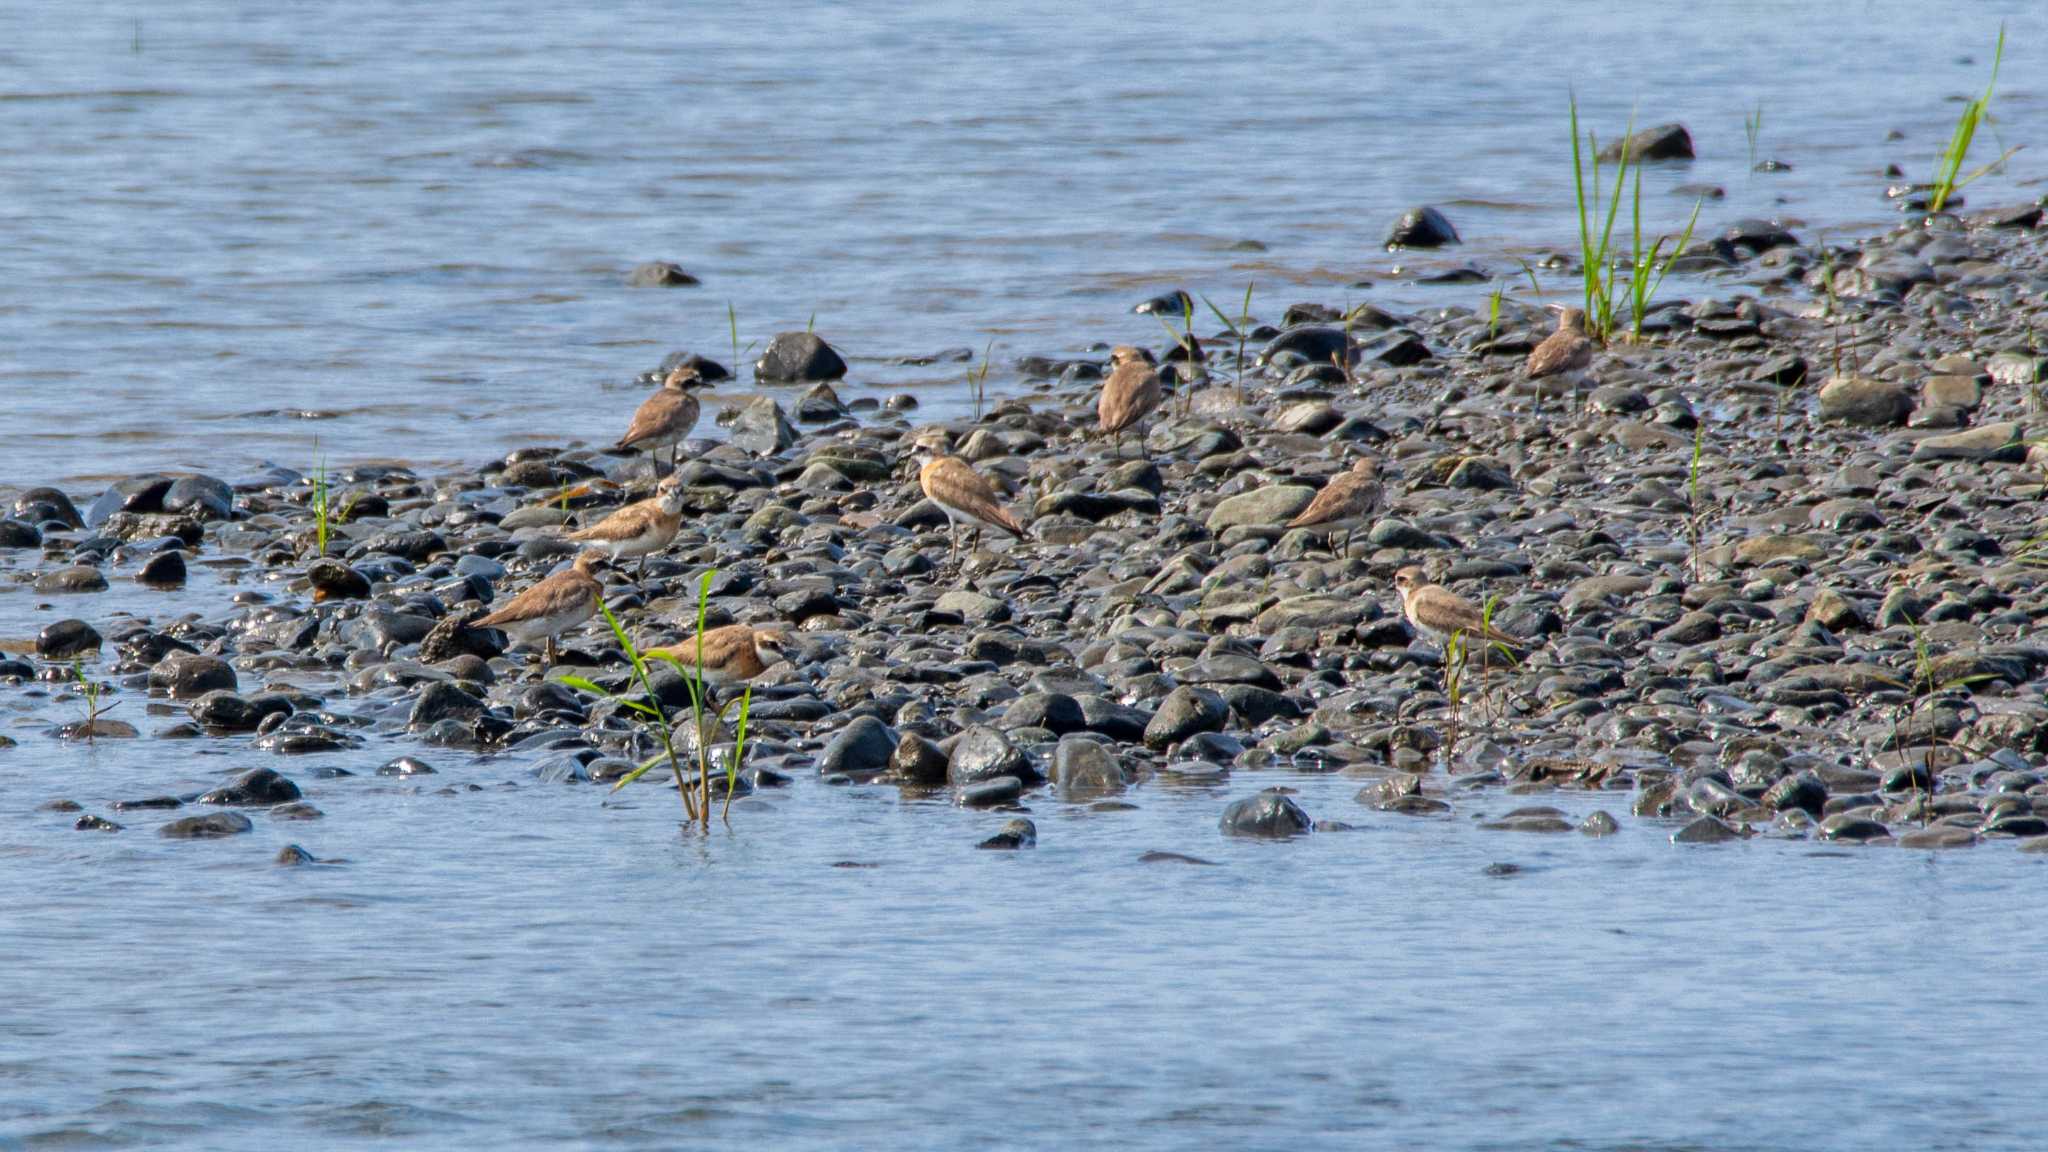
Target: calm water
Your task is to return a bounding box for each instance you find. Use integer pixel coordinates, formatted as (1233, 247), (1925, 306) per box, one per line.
(2, 2), (2045, 485)
(6, 4), (2048, 1149)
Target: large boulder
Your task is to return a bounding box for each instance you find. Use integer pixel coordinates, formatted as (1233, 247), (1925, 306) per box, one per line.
(1598, 123), (1694, 162)
(1385, 205), (1460, 249)
(754, 332), (847, 383)
(1220, 789), (1314, 838)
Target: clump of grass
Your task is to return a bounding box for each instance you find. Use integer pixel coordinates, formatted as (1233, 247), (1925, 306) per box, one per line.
(1891, 626), (1997, 823)
(1441, 629), (1467, 770)
(967, 339), (993, 421)
(1744, 101), (1764, 171)
(1149, 295), (1203, 417)
(806, 310), (816, 335)
(1198, 281), (1255, 402)
(70, 659), (118, 744)
(1929, 24), (2015, 214)
(310, 451), (331, 558)
(1569, 94), (1700, 344)
(563, 570), (755, 828)
(726, 301), (759, 377)
(1485, 279), (1507, 340)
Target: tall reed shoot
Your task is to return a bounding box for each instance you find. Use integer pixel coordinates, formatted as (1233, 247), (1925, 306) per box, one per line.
(1929, 24), (2014, 214)
(310, 451), (331, 558)
(563, 569), (755, 828)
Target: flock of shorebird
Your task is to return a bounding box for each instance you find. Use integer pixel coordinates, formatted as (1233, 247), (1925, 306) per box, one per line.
(462, 311), (1591, 684)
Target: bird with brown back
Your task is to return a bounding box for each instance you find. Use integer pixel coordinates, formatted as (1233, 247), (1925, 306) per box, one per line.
(564, 474), (686, 581)
(1097, 345), (1161, 458)
(1287, 457), (1385, 553)
(618, 365), (708, 473)
(1392, 566), (1528, 654)
(468, 551), (605, 667)
(914, 448), (1026, 566)
(1525, 305), (1594, 409)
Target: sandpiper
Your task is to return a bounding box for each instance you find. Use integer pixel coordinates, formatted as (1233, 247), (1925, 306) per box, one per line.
(469, 551), (605, 667)
(1525, 305), (1595, 408)
(618, 365), (706, 473)
(1286, 457), (1385, 552)
(1393, 566), (1528, 654)
(915, 448), (1026, 565)
(565, 474), (685, 580)
(1097, 345), (1162, 457)
(644, 624), (791, 691)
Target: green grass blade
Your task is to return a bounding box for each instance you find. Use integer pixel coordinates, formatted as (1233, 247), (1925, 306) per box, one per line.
(556, 674), (611, 698)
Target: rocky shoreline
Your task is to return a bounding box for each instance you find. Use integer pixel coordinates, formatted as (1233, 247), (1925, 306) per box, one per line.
(8, 204), (2048, 856)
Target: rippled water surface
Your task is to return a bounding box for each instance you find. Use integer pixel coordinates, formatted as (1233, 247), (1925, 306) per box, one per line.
(3, 2), (2046, 484)
(6, 3), (2048, 1149)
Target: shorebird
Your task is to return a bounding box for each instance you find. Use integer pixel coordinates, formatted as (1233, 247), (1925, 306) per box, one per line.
(469, 551), (605, 667)
(1393, 566), (1528, 655)
(915, 449), (1026, 565)
(1286, 457), (1385, 553)
(618, 365), (707, 473)
(644, 624), (791, 693)
(1097, 345), (1162, 457)
(1525, 305), (1595, 409)
(565, 474), (685, 580)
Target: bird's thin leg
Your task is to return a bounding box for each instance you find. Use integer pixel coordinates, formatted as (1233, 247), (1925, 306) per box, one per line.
(544, 636), (557, 669)
(947, 522), (958, 567)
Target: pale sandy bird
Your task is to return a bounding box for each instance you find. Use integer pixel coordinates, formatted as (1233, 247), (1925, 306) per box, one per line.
(618, 366), (707, 473)
(565, 474), (685, 580)
(1525, 305), (1595, 408)
(1393, 566), (1528, 654)
(469, 551), (605, 667)
(644, 624), (792, 694)
(1097, 345), (1162, 458)
(916, 450), (1026, 565)
(1287, 457), (1385, 552)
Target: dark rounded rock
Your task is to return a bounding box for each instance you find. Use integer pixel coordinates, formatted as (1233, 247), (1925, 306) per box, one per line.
(728, 397), (801, 456)
(198, 767), (302, 806)
(977, 817), (1037, 849)
(1132, 289), (1194, 316)
(137, 549), (187, 586)
(819, 715), (897, 779)
(1598, 122), (1694, 162)
(15, 486), (83, 528)
(34, 565), (107, 594)
(1001, 692), (1085, 736)
(1671, 815), (1742, 844)
(162, 475), (234, 520)
(627, 261), (700, 287)
(189, 690), (292, 732)
(948, 725), (1036, 786)
(149, 652), (237, 698)
(74, 814), (123, 832)
(1580, 810), (1620, 836)
(307, 558), (373, 601)
(159, 811), (253, 839)
(1763, 771), (1827, 817)
(890, 732), (950, 787)
(1220, 788), (1313, 838)
(408, 681), (487, 729)
(112, 796), (182, 811)
(0, 519), (40, 549)
(378, 756), (437, 777)
(271, 801), (324, 821)
(85, 475), (172, 527)
(1143, 686), (1228, 750)
(754, 331), (847, 384)
(1053, 736), (1127, 797)
(36, 619), (102, 660)
(957, 775), (1024, 808)
(274, 844), (320, 866)
(1819, 813), (1893, 842)
(1386, 205), (1460, 249)
(1260, 327), (1349, 369)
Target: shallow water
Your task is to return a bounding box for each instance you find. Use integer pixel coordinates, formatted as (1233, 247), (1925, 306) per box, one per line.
(7, 4), (2048, 1149)
(3, 2), (2045, 485)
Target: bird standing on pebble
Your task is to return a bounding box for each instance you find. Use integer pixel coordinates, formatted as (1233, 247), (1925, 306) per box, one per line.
(565, 474), (686, 581)
(1525, 304), (1595, 409)
(1393, 566), (1528, 654)
(468, 551), (605, 668)
(915, 449), (1026, 566)
(1097, 345), (1162, 458)
(1287, 457), (1385, 553)
(618, 365), (707, 474)
(644, 624), (791, 695)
